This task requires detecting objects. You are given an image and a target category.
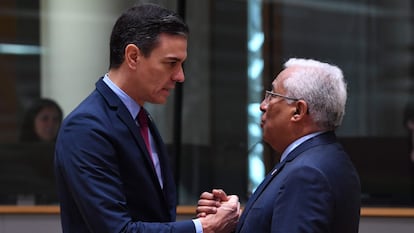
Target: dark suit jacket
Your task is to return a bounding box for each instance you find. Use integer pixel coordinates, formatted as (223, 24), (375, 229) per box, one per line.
(236, 132), (361, 233)
(54, 78), (195, 233)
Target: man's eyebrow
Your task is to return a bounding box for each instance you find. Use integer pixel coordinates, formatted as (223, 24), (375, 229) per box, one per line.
(164, 56), (182, 62)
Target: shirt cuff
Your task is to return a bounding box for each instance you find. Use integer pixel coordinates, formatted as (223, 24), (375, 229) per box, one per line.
(192, 218), (203, 233)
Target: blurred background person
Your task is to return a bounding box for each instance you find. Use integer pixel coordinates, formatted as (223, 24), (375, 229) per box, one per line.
(19, 98), (63, 143)
(0, 97), (64, 205)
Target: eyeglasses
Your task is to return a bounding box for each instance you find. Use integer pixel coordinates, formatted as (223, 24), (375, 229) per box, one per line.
(263, 90), (300, 106)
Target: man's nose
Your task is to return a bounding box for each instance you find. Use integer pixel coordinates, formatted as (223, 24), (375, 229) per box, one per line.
(259, 100), (267, 112)
(172, 67), (185, 83)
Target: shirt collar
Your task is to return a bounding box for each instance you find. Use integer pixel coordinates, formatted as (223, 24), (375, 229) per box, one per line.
(103, 73), (141, 119)
(279, 131), (326, 162)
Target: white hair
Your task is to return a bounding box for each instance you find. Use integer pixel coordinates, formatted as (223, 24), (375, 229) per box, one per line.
(283, 58), (347, 130)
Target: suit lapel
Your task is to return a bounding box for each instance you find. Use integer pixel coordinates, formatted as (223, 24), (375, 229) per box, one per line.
(237, 161), (286, 232)
(96, 78), (175, 219)
(147, 114), (169, 184)
(146, 109), (177, 219)
(237, 132), (337, 232)
(96, 79), (161, 178)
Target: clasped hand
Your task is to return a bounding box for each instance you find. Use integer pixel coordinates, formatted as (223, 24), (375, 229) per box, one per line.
(196, 189), (241, 233)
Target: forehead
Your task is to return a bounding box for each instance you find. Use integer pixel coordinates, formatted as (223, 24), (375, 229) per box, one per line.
(37, 107), (59, 115)
(151, 33), (188, 61)
(272, 66), (299, 90)
(271, 69), (288, 90)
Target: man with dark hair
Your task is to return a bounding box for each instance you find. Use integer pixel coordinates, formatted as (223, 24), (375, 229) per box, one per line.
(55, 4), (239, 233)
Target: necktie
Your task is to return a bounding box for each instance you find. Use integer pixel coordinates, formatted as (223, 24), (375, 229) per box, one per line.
(137, 108), (152, 157)
(137, 108), (163, 188)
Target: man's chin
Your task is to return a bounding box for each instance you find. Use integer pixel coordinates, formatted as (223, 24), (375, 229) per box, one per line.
(150, 97), (168, 105)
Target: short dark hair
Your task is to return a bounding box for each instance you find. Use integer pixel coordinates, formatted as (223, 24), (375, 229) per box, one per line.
(109, 3), (189, 69)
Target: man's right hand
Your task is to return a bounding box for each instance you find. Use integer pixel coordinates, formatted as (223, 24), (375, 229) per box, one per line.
(197, 191), (240, 233)
(196, 189), (229, 217)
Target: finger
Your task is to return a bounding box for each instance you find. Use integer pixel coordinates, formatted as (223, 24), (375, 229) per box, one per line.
(226, 195), (239, 203)
(199, 191), (215, 200)
(212, 189), (228, 201)
(196, 206), (217, 215)
(198, 198), (221, 207)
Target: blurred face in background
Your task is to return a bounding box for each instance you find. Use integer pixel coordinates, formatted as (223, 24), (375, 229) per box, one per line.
(34, 106), (61, 142)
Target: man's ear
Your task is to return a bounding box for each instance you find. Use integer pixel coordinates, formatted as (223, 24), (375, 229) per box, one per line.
(292, 100), (308, 120)
(124, 44), (140, 69)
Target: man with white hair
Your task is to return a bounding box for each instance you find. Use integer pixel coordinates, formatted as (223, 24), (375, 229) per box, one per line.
(198, 58), (361, 233)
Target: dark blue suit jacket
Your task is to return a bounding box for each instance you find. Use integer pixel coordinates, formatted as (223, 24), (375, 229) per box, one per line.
(236, 132), (361, 233)
(54, 78), (195, 233)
